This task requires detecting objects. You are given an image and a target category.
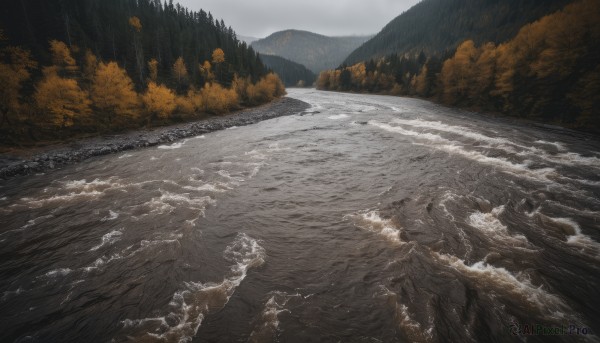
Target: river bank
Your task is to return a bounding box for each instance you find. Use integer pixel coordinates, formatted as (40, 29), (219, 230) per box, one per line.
(0, 97), (310, 179)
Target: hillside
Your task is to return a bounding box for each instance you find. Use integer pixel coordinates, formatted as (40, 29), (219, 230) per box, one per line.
(251, 30), (371, 73)
(260, 54), (316, 87)
(0, 0), (267, 87)
(345, 0), (572, 64)
(0, 0), (286, 145)
(321, 0), (599, 133)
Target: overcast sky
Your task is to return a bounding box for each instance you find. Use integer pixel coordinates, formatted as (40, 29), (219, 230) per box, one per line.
(175, 0), (421, 38)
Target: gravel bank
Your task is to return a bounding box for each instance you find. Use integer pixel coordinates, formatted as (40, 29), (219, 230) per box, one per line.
(0, 97), (310, 180)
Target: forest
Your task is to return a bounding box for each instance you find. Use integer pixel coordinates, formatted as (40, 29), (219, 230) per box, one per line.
(318, 0), (600, 132)
(0, 0), (285, 145)
(344, 0), (571, 65)
(258, 54), (316, 87)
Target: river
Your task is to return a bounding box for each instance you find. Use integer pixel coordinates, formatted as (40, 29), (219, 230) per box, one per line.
(1, 89), (599, 342)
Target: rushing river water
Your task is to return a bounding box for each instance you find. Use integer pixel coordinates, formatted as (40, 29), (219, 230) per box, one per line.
(1, 89), (599, 342)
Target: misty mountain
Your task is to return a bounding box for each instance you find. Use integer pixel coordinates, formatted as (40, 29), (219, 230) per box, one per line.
(345, 0), (572, 64)
(238, 35), (259, 45)
(251, 30), (371, 73)
(259, 54), (316, 87)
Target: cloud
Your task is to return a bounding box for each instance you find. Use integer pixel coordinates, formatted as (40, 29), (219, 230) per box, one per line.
(175, 0), (420, 38)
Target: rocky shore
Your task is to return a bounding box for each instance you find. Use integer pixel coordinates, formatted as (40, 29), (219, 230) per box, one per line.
(0, 97), (310, 180)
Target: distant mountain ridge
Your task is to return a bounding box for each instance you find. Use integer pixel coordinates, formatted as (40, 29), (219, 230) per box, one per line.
(345, 0), (572, 64)
(251, 30), (372, 73)
(238, 35), (259, 45)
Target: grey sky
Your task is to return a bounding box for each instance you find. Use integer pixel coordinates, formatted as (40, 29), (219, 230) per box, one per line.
(175, 0), (421, 38)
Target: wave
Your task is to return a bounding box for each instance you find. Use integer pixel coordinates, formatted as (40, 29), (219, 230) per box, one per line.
(389, 118), (600, 168)
(84, 236), (182, 273)
(328, 114), (349, 120)
(158, 142), (184, 150)
(537, 215), (600, 259)
(45, 268), (73, 278)
(421, 144), (556, 183)
(89, 230), (122, 251)
(369, 121), (453, 144)
(467, 205), (531, 248)
(534, 140), (567, 151)
(349, 210), (403, 245)
(140, 191), (215, 217)
(21, 214), (53, 229)
(120, 233), (265, 342)
(100, 210), (119, 222)
(433, 252), (571, 319)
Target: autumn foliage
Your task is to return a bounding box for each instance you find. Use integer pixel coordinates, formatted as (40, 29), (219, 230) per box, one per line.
(318, 0), (600, 132)
(142, 82), (176, 121)
(0, 33), (285, 144)
(91, 62), (139, 127)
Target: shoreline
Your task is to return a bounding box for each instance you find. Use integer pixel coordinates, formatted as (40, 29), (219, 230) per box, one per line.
(0, 97), (310, 180)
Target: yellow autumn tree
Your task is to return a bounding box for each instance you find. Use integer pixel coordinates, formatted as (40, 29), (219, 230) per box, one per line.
(200, 82), (238, 114)
(83, 49), (98, 82)
(187, 88), (204, 113)
(34, 67), (91, 128)
(91, 62), (139, 127)
(175, 94), (196, 116)
(412, 64), (428, 96)
(246, 73), (285, 105)
(440, 40), (479, 104)
(468, 42), (497, 102)
(0, 46), (37, 127)
(531, 0), (599, 79)
(172, 56), (188, 91)
(212, 48), (225, 64)
(142, 81), (176, 122)
(148, 58), (159, 82)
(316, 71), (331, 90)
(128, 16), (142, 32)
(232, 74), (251, 103)
(199, 60), (214, 82)
(212, 48), (226, 83)
(49, 40), (78, 76)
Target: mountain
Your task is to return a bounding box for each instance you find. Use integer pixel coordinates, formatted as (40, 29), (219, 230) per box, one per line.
(345, 0), (572, 64)
(259, 54), (315, 87)
(251, 30), (371, 74)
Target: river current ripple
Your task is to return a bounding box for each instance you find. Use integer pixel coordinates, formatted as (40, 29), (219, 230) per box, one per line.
(1, 89), (599, 342)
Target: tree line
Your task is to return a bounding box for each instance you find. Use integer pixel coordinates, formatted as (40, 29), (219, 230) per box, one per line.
(0, 0), (285, 145)
(319, 0), (600, 132)
(344, 0), (571, 66)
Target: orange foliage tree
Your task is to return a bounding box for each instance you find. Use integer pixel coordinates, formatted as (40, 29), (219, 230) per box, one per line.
(34, 67), (91, 128)
(142, 82), (176, 122)
(91, 62), (139, 127)
(200, 83), (238, 114)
